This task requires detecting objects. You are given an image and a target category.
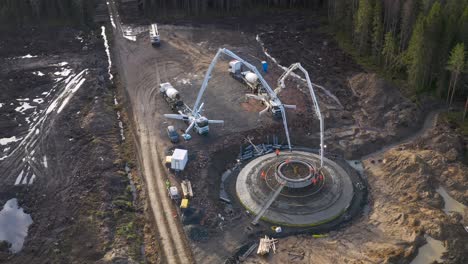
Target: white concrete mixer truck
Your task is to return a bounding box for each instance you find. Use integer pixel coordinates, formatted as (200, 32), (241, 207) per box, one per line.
(160, 82), (184, 111)
(229, 60), (265, 94)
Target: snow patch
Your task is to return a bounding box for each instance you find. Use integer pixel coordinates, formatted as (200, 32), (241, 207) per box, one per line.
(15, 102), (36, 113)
(19, 54), (38, 59)
(21, 174), (28, 185)
(53, 62), (68, 67)
(101, 26), (113, 81)
(42, 156), (48, 168)
(56, 70), (87, 114)
(0, 136), (22, 146)
(32, 98), (44, 104)
(14, 170), (24, 185)
(33, 71), (45, 76)
(54, 68), (72, 77)
(29, 174), (36, 185)
(123, 35), (137, 41)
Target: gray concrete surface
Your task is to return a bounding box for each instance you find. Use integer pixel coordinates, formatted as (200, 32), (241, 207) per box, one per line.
(236, 150), (354, 226)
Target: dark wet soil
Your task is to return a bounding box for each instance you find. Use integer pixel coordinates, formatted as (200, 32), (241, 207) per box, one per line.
(0, 26), (144, 263)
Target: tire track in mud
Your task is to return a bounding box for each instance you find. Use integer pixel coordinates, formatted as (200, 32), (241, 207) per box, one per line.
(138, 127), (178, 263)
(1, 69), (88, 186)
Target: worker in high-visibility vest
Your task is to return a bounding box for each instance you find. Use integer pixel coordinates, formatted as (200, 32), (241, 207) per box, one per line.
(275, 149), (280, 157)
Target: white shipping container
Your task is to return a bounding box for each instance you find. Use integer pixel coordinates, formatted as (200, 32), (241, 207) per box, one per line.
(171, 148), (188, 171)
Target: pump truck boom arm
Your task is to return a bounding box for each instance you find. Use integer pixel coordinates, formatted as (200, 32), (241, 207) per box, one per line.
(193, 48), (292, 150)
(278, 63), (325, 167)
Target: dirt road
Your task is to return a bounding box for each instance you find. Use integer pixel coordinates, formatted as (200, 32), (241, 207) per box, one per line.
(106, 1), (193, 263)
(361, 110), (441, 161)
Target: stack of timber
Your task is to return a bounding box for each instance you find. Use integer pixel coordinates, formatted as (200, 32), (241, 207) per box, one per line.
(257, 236), (278, 255)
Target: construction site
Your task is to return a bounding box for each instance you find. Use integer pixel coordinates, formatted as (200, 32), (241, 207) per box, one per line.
(1, 0), (467, 264)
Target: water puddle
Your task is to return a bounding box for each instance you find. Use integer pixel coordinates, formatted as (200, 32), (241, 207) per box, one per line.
(346, 160), (365, 176)
(411, 236), (445, 264)
(436, 186), (466, 215)
(0, 198), (33, 253)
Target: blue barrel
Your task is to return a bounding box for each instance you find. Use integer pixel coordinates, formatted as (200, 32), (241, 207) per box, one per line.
(262, 61), (268, 73)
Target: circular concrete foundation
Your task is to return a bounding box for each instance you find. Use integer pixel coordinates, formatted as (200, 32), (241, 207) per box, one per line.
(236, 150), (354, 226)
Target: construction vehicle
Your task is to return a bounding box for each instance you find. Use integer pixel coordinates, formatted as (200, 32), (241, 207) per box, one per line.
(249, 62), (327, 226)
(149, 23), (160, 46)
(229, 60), (264, 94)
(277, 63), (325, 167)
(166, 125), (179, 143)
(228, 59), (295, 118)
(160, 82), (183, 111)
(168, 186), (180, 200)
(160, 82), (219, 139)
(164, 102), (224, 139)
(190, 48), (294, 150)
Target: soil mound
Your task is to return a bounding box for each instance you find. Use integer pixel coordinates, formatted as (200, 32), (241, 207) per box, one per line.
(349, 73), (420, 131)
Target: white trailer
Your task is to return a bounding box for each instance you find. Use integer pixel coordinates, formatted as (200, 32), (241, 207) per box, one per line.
(171, 149), (188, 171)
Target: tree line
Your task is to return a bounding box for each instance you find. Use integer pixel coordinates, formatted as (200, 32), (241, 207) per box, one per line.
(1, 0), (466, 103)
(139, 0), (325, 16)
(142, 0), (466, 103)
(0, 0), (96, 26)
(329, 0), (467, 104)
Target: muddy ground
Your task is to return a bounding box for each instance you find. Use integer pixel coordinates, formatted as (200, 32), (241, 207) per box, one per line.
(124, 12), (466, 264)
(2, 2), (465, 264)
(0, 26), (146, 263)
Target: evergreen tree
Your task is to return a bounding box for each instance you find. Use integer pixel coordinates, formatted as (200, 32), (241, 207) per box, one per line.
(354, 0), (373, 54)
(399, 0), (418, 51)
(460, 7), (468, 46)
(382, 32), (396, 68)
(405, 15), (426, 92)
(424, 2), (443, 87)
(372, 0), (384, 63)
(436, 0), (466, 96)
(446, 43), (466, 106)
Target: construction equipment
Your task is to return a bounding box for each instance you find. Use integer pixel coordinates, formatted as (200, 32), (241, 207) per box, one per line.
(229, 60), (264, 94)
(149, 23), (160, 46)
(161, 81), (223, 139)
(164, 102), (224, 139)
(229, 60), (296, 118)
(248, 63), (327, 226)
(160, 82), (183, 111)
(277, 63), (325, 167)
(168, 186), (180, 200)
(166, 125), (179, 143)
(195, 48), (293, 150)
(180, 198), (189, 208)
(181, 180), (194, 198)
(245, 93), (296, 118)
